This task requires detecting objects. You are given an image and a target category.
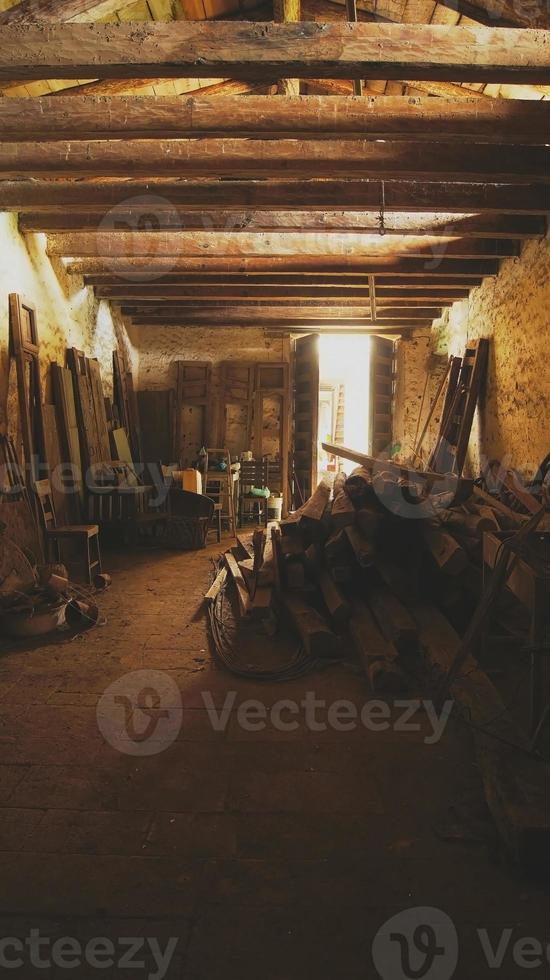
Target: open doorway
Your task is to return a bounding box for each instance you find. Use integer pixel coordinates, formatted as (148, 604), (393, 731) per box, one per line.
(317, 334), (371, 484)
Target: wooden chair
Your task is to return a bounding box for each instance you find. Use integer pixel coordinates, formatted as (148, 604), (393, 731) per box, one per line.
(35, 479), (102, 584)
(239, 458), (270, 528)
(205, 448), (236, 540)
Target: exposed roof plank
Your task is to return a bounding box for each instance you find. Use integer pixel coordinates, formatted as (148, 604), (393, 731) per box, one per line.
(3, 94), (549, 143)
(436, 0), (550, 29)
(0, 22), (549, 84)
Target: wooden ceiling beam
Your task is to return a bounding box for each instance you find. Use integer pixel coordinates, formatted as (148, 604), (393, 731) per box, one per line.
(4, 93), (549, 144)
(94, 285), (467, 300)
(17, 211), (546, 240)
(3, 139), (548, 183)
(120, 304), (441, 318)
(64, 257), (498, 276)
(45, 232), (517, 259)
(1, 23), (548, 84)
(3, 180), (548, 215)
(84, 273), (478, 286)
(128, 316), (432, 327)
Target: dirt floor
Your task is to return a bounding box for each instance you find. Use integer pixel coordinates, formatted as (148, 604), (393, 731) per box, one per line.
(1, 539), (550, 979)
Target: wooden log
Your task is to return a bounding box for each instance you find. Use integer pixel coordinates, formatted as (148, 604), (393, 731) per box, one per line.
(3, 179), (549, 216)
(3, 94), (550, 144)
(344, 525), (375, 568)
(316, 567), (351, 631)
(7, 140), (548, 183)
(204, 566), (228, 605)
(270, 525), (283, 595)
(280, 535), (306, 556)
(285, 560), (306, 590)
(473, 486), (526, 528)
(325, 442), (446, 485)
(299, 479), (331, 523)
(413, 601), (550, 873)
(439, 507), (499, 538)
(224, 552), (251, 617)
(1, 23), (548, 85)
(330, 489), (356, 531)
(235, 534), (254, 560)
(325, 529), (350, 567)
(238, 558), (275, 589)
(344, 466), (374, 506)
(349, 601), (408, 693)
(355, 505), (383, 538)
(421, 522), (469, 575)
(368, 584), (418, 656)
(283, 594), (339, 658)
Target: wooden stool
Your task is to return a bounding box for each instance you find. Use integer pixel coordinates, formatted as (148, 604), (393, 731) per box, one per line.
(35, 479), (102, 584)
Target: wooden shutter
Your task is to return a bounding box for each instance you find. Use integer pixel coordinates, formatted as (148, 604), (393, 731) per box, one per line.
(8, 294), (46, 488)
(292, 334), (319, 507)
(369, 335), (396, 458)
(174, 361), (211, 467)
(218, 361), (254, 457)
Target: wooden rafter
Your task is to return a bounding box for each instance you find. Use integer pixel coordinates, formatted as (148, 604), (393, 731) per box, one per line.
(45, 232), (517, 259)
(3, 180), (548, 215)
(2, 94), (549, 143)
(17, 211), (545, 239)
(63, 257), (500, 276)
(2, 139), (548, 182)
(0, 23), (549, 85)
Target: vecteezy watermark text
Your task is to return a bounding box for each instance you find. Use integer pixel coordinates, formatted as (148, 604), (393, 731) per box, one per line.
(373, 907), (550, 979)
(201, 691), (454, 744)
(0, 930), (178, 978)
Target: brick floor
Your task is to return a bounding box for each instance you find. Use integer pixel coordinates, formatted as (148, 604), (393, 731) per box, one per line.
(0, 541), (549, 979)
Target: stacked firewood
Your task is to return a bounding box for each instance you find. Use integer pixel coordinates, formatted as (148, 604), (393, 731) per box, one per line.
(271, 467), (518, 689)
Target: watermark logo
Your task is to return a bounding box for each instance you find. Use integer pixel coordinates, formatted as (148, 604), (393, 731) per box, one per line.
(97, 194), (181, 281)
(97, 670), (182, 756)
(372, 908), (458, 980)
(0, 930), (178, 979)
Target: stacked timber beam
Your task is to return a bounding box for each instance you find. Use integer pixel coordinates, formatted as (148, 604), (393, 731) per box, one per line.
(269, 457), (527, 686)
(0, 20), (547, 330)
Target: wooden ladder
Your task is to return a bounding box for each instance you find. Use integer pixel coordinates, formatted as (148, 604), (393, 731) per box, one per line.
(428, 338), (489, 477)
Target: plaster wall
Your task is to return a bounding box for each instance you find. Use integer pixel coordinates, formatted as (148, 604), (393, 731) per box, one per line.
(0, 212), (136, 426)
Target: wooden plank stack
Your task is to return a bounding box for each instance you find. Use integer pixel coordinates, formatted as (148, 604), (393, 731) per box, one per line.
(270, 465), (525, 689)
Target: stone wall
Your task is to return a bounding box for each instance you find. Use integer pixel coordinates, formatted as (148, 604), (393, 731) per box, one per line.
(128, 322), (290, 447)
(432, 231), (550, 479)
(394, 231), (550, 480)
(393, 330), (448, 463)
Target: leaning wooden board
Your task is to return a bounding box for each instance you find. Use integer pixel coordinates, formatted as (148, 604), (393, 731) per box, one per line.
(42, 404), (69, 525)
(51, 362), (84, 515)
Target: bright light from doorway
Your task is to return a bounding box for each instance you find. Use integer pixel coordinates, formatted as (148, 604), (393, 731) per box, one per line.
(318, 334), (371, 480)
